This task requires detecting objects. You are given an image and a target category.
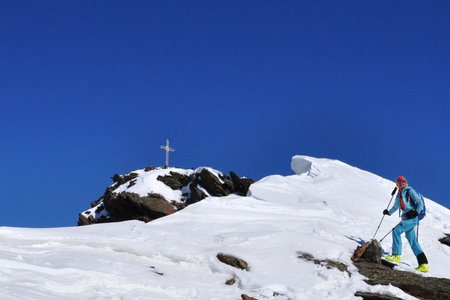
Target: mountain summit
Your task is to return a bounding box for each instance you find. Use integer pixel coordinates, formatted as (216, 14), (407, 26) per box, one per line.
(78, 166), (254, 225)
(1, 155), (449, 299)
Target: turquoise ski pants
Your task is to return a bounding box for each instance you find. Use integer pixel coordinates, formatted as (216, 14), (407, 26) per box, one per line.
(392, 217), (423, 256)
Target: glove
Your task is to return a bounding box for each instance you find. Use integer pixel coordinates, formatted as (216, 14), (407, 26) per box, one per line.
(405, 210), (418, 219)
(383, 209), (389, 215)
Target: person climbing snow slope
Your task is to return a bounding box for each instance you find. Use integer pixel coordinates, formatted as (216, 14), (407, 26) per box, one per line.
(383, 176), (429, 272)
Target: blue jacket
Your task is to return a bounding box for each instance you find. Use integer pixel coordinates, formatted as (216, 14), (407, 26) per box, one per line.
(388, 186), (424, 220)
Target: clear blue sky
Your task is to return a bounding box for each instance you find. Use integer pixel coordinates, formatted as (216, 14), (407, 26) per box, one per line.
(1, 1), (449, 227)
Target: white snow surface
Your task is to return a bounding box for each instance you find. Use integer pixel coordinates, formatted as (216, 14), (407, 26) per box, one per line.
(1, 155), (450, 299)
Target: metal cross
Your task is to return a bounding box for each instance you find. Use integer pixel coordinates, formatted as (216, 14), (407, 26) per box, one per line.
(160, 139), (175, 168)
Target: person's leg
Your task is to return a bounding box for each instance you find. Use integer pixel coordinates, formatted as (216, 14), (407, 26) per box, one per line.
(403, 219), (429, 271)
(404, 220), (423, 256)
(392, 222), (406, 255)
(416, 252), (428, 265)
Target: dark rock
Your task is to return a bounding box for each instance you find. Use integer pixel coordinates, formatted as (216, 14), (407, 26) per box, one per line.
(354, 292), (403, 300)
(230, 171), (255, 196)
(352, 242), (370, 262)
(273, 292), (283, 297)
(124, 172), (139, 182)
(103, 192), (175, 223)
(95, 204), (105, 214)
(352, 240), (382, 263)
(187, 184), (207, 205)
(77, 213), (93, 226)
(198, 169), (229, 197)
(78, 211), (111, 226)
(225, 278), (236, 285)
(90, 197), (103, 208)
(145, 166), (157, 172)
(354, 261), (450, 300)
(137, 216), (152, 223)
(111, 174), (122, 184)
(149, 266), (163, 276)
(297, 251), (350, 277)
(157, 172), (190, 190)
(171, 200), (187, 211)
(217, 253), (249, 271)
(325, 260), (350, 275)
(157, 175), (182, 190)
(241, 294), (258, 300)
(361, 240), (383, 263)
(439, 234), (450, 247)
(110, 172), (139, 188)
(222, 177), (234, 191)
(297, 252), (322, 265)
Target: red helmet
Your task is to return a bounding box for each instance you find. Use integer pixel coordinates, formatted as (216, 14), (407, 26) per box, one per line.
(396, 176), (407, 182)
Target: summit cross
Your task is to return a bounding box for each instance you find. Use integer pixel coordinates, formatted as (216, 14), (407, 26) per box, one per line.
(160, 139), (175, 168)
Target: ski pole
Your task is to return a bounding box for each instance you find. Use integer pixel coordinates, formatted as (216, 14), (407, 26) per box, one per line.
(379, 221), (402, 243)
(372, 187), (398, 240)
(417, 222), (420, 242)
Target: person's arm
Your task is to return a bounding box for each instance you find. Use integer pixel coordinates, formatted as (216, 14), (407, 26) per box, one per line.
(387, 195), (400, 215)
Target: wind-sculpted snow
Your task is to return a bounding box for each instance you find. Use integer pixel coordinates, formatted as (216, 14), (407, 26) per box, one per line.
(1, 156), (450, 299)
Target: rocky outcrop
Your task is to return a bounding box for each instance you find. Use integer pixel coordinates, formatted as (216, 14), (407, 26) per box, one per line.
(217, 253), (249, 271)
(103, 192), (176, 223)
(111, 172), (139, 189)
(197, 169), (230, 197)
(354, 260), (450, 300)
(156, 172), (190, 190)
(439, 234), (450, 247)
(350, 239), (450, 299)
(352, 240), (382, 263)
(78, 166), (255, 226)
(241, 295), (257, 300)
(78, 191), (176, 225)
(354, 292), (403, 300)
(297, 251), (350, 277)
(230, 171), (254, 196)
(187, 184), (207, 205)
(78, 202), (109, 225)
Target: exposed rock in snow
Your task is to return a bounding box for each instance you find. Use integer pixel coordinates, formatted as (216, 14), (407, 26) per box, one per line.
(439, 234), (450, 247)
(217, 253), (250, 271)
(241, 294), (258, 300)
(78, 166), (255, 225)
(297, 251), (350, 277)
(103, 191), (176, 223)
(354, 291), (403, 300)
(352, 240), (383, 264)
(355, 260), (450, 300)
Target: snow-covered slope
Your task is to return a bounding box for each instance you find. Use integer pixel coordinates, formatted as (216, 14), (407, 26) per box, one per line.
(1, 156), (449, 299)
